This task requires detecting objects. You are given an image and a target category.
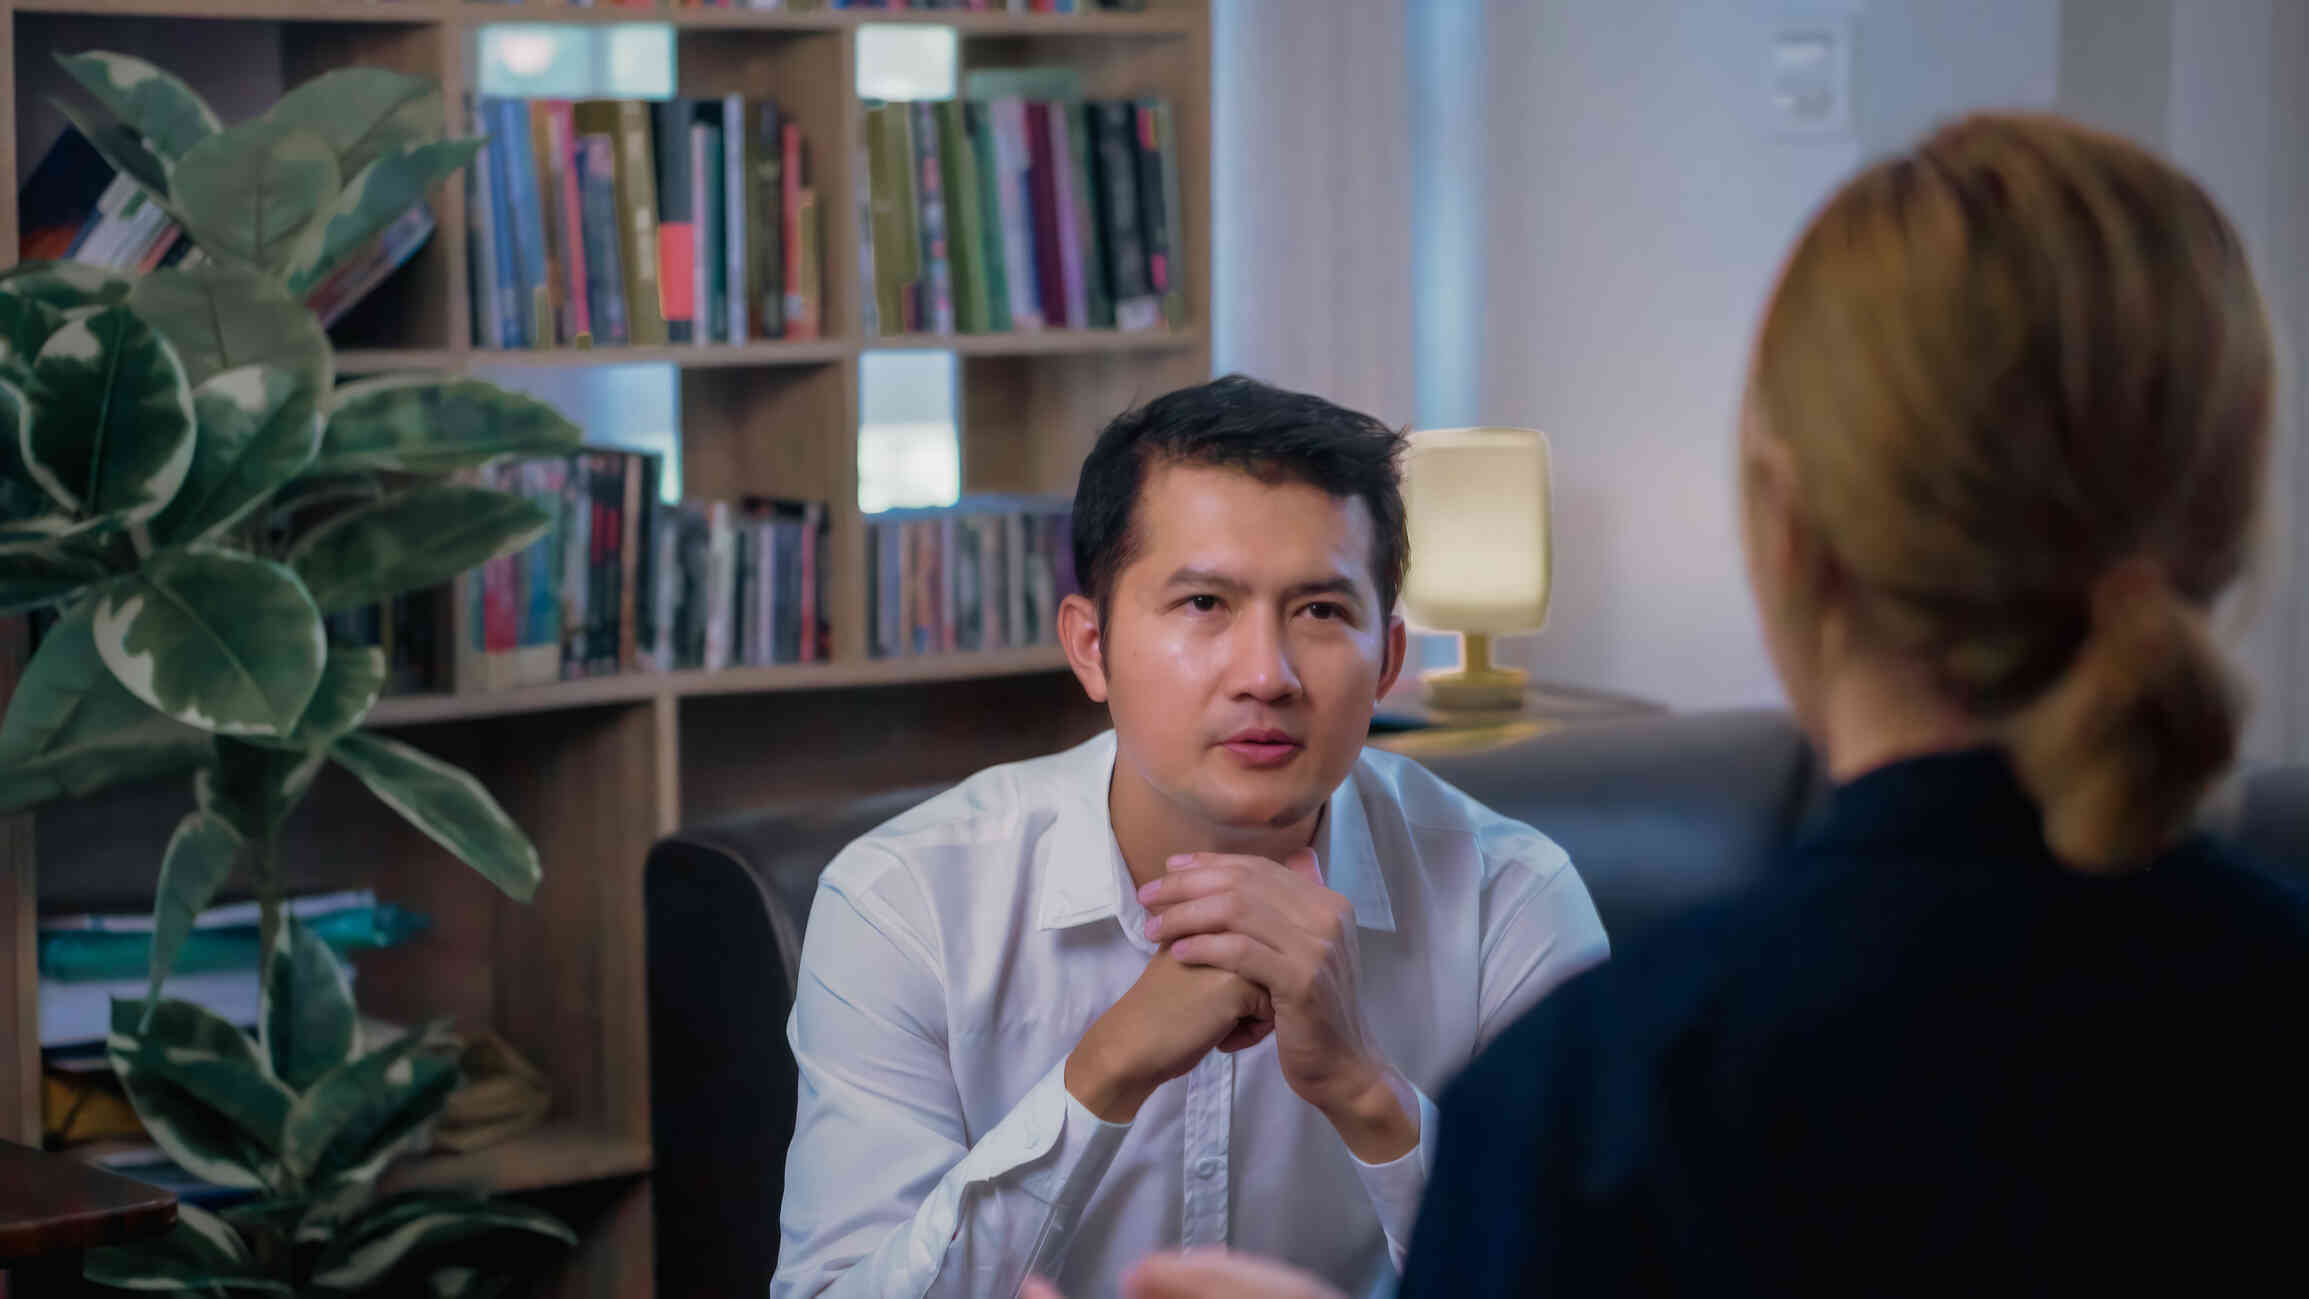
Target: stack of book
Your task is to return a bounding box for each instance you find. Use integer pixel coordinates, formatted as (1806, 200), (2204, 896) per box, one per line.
(16, 126), (435, 330)
(861, 91), (1185, 337)
(454, 451), (832, 690)
(37, 890), (422, 1049)
(867, 496), (1075, 658)
(470, 95), (821, 351)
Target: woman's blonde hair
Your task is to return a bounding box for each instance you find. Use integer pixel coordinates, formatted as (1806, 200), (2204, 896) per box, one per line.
(1749, 112), (2275, 871)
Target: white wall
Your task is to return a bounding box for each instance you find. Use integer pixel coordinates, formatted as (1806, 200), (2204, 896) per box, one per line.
(1210, 0), (2303, 749)
(1464, 0), (2056, 709)
(1210, 0), (1418, 425)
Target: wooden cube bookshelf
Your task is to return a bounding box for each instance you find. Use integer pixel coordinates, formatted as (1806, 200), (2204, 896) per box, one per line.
(2, 2), (1207, 1294)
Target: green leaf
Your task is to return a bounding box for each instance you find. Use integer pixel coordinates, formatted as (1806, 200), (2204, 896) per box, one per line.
(146, 810), (244, 1007)
(1, 292), (62, 381)
(263, 914), (357, 1094)
(266, 67), (443, 190)
(50, 95), (174, 210)
(198, 739), (325, 840)
(283, 1021), (458, 1186)
(310, 376), (580, 475)
(0, 260), (136, 313)
(84, 1203), (294, 1295)
(109, 997), (291, 1189)
(277, 644), (385, 747)
(56, 51), (222, 164)
(92, 547), (327, 737)
(130, 264), (331, 391)
(290, 139), (479, 295)
(151, 363), (324, 546)
(0, 600), (211, 814)
(0, 539), (109, 615)
(331, 732), (539, 902)
(171, 118), (341, 276)
(290, 484), (548, 614)
(310, 1192), (572, 1296)
(22, 305), (196, 522)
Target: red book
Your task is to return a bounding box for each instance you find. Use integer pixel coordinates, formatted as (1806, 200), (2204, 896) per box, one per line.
(1023, 102), (1068, 328)
(780, 122), (814, 339)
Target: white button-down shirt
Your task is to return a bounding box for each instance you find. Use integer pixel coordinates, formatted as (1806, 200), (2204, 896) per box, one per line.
(773, 730), (1609, 1299)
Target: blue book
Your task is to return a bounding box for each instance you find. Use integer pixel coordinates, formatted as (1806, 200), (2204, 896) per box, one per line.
(482, 98), (528, 348)
(491, 97), (551, 348)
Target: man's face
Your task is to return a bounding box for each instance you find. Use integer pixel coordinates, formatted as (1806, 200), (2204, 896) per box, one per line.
(1067, 461), (1405, 836)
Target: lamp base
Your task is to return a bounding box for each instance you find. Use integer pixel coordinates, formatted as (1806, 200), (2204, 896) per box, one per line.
(1419, 664), (1529, 712)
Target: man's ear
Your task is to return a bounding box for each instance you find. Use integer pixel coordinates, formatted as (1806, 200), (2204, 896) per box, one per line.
(1376, 615), (1408, 701)
(1059, 592), (1110, 703)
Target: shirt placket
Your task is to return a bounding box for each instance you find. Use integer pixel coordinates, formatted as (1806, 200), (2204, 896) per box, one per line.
(1179, 1047), (1233, 1247)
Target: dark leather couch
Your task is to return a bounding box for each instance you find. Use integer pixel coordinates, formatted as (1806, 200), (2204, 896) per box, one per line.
(641, 709), (2309, 1297)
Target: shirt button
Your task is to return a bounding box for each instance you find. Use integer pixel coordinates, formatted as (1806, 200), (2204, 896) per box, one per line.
(1194, 1156), (1222, 1180)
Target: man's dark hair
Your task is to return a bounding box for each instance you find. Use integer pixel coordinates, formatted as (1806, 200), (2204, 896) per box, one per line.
(1071, 374), (1410, 632)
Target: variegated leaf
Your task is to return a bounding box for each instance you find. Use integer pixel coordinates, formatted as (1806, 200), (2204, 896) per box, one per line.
(198, 739), (326, 841)
(1, 291), (62, 381)
(171, 119), (341, 276)
(0, 538), (108, 615)
(56, 52), (222, 164)
(50, 95), (174, 209)
(290, 139), (477, 294)
(262, 913), (358, 1094)
(146, 810), (245, 1008)
(84, 1202), (293, 1295)
(290, 484), (548, 614)
(309, 376), (580, 475)
(0, 513), (123, 557)
(23, 305), (196, 522)
(150, 364), (323, 547)
(107, 998), (286, 1189)
(130, 264), (331, 392)
(270, 471), (382, 518)
(93, 547), (327, 737)
(0, 260), (136, 313)
(0, 599), (211, 814)
(283, 1020), (458, 1187)
(266, 67), (443, 189)
(331, 732), (539, 902)
(310, 1192), (572, 1296)
(270, 644), (385, 748)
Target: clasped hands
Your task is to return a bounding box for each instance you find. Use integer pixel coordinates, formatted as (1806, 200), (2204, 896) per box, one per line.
(1065, 846), (1418, 1166)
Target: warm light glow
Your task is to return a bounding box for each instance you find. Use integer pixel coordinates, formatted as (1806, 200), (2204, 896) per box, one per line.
(1399, 427), (1552, 634)
(496, 32), (560, 79)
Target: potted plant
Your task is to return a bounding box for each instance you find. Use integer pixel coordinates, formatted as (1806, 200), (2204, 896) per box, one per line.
(2, 52), (582, 1295)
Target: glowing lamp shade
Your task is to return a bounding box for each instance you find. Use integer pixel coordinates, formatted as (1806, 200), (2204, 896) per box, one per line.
(1400, 427), (1552, 710)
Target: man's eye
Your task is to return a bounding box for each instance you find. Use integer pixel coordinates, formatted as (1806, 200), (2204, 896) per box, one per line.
(1304, 602), (1347, 621)
(1185, 594), (1221, 613)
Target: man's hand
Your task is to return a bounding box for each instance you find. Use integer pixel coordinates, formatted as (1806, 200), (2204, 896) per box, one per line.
(1066, 948), (1275, 1123)
(1138, 848), (1419, 1163)
(1022, 1248), (1347, 1299)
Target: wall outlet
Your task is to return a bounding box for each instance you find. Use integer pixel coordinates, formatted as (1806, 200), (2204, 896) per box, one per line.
(1770, 17), (1855, 137)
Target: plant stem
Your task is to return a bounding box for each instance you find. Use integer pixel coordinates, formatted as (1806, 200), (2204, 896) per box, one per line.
(255, 826), (283, 974)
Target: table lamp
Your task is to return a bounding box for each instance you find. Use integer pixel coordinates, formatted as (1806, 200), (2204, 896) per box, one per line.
(1399, 426), (1552, 712)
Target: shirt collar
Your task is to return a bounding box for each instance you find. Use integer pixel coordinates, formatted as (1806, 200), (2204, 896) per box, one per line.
(1795, 745), (2049, 866)
(1035, 731), (1398, 936)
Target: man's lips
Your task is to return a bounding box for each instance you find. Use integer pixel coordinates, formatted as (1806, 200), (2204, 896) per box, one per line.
(1220, 730), (1303, 766)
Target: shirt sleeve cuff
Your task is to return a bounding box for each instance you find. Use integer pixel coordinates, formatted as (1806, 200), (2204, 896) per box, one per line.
(990, 1059), (1133, 1210)
(1348, 1082), (1439, 1271)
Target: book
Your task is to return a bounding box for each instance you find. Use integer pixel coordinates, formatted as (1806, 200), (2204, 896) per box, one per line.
(653, 98), (699, 343)
(749, 99), (786, 339)
(574, 130), (631, 345)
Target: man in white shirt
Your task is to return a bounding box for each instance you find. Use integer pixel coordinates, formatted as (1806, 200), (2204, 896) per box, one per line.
(774, 376), (1609, 1298)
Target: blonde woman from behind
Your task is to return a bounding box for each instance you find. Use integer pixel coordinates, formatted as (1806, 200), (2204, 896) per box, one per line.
(1395, 113), (2309, 1296)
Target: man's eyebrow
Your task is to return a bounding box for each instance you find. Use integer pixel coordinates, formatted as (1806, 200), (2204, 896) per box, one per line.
(1160, 568), (1367, 604)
